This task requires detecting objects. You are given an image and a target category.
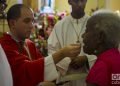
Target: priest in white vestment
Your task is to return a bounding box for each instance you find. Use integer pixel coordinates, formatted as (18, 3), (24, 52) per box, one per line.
(48, 0), (96, 86)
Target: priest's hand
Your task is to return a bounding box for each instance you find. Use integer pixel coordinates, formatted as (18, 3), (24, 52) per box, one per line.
(52, 44), (81, 64)
(70, 55), (88, 69)
(61, 44), (81, 59)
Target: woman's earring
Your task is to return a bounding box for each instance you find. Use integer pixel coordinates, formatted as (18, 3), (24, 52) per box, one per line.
(94, 50), (98, 54)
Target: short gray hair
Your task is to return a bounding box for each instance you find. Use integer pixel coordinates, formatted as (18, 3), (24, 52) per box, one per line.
(87, 10), (120, 48)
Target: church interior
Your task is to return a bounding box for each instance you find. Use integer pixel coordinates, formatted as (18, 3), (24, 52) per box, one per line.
(0, 0), (120, 86)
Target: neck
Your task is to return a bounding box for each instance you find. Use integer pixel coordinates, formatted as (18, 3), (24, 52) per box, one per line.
(95, 46), (111, 56)
(71, 12), (85, 19)
(10, 31), (25, 42)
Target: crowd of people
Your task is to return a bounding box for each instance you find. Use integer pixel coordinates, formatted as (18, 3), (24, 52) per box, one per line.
(0, 0), (120, 86)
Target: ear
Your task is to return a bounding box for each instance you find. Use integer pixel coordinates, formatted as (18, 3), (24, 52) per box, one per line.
(97, 31), (105, 44)
(8, 19), (16, 28)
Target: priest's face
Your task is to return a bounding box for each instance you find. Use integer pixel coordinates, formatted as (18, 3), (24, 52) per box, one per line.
(13, 7), (34, 41)
(69, 0), (87, 15)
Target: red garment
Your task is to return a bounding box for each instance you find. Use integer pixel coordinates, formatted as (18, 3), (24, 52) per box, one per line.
(0, 33), (44, 86)
(86, 48), (120, 86)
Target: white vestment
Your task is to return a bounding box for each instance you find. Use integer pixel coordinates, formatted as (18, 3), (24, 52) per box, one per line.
(0, 45), (13, 86)
(48, 14), (96, 86)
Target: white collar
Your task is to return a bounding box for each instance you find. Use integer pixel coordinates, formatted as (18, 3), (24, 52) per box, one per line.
(69, 14), (87, 23)
(7, 32), (24, 43)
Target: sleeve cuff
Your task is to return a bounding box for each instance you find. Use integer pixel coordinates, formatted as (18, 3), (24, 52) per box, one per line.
(44, 55), (58, 81)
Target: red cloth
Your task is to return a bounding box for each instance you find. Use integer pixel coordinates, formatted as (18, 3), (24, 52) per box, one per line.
(86, 48), (120, 86)
(0, 33), (44, 86)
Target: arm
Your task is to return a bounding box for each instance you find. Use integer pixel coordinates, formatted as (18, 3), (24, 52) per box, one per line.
(69, 49), (97, 70)
(70, 55), (89, 69)
(26, 38), (81, 82)
(70, 45), (96, 70)
(44, 44), (81, 81)
(4, 49), (44, 86)
(52, 44), (81, 64)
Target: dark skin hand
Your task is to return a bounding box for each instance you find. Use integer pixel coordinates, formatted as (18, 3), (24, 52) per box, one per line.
(70, 55), (88, 69)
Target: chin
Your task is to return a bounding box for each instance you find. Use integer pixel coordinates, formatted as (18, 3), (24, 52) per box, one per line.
(83, 46), (94, 55)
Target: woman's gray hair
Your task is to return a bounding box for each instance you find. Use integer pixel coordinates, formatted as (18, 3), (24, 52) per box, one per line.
(88, 9), (120, 48)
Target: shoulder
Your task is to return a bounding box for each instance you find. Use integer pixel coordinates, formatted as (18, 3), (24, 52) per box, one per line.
(54, 15), (70, 28)
(83, 14), (90, 22)
(0, 33), (12, 42)
(0, 33), (17, 49)
(86, 60), (108, 85)
(91, 60), (108, 72)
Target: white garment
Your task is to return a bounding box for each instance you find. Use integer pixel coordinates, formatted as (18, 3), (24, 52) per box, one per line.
(0, 45), (13, 86)
(38, 55), (59, 86)
(44, 55), (58, 81)
(48, 14), (97, 86)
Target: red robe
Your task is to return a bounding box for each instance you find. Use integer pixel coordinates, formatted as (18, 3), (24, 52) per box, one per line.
(0, 33), (44, 86)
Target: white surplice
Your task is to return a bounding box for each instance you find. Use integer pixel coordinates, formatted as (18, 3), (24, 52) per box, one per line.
(48, 14), (97, 86)
(0, 45), (13, 86)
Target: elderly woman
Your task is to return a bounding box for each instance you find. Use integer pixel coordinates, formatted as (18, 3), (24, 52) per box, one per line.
(82, 10), (120, 86)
